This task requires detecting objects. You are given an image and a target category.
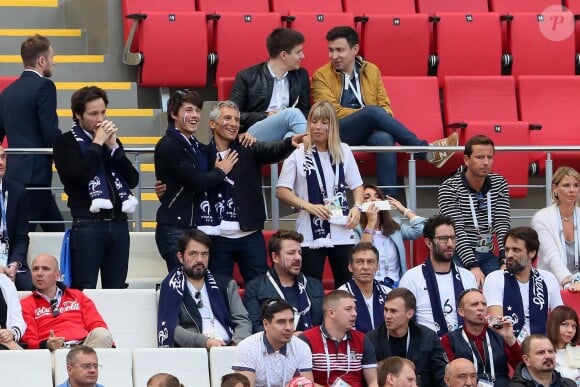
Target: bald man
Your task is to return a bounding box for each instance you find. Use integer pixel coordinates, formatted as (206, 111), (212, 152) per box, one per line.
(445, 359), (477, 387)
(20, 253), (113, 350)
(147, 373), (184, 387)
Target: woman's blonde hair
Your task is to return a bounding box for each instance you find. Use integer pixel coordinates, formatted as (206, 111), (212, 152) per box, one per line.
(551, 166), (580, 205)
(306, 101), (343, 165)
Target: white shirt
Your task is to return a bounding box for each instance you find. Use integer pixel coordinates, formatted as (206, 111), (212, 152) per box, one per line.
(555, 346), (580, 384)
(266, 63), (290, 112)
(374, 233), (400, 282)
(277, 143), (363, 247)
(185, 281), (229, 342)
(399, 264), (477, 333)
(338, 282), (391, 330)
(483, 268), (563, 333)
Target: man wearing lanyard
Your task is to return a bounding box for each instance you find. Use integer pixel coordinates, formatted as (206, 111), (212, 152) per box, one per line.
(441, 289), (521, 387)
(300, 290), (379, 387)
(0, 145), (32, 290)
(311, 26), (459, 198)
(243, 230), (324, 333)
(367, 288), (447, 387)
(232, 298), (314, 387)
(438, 135), (511, 287)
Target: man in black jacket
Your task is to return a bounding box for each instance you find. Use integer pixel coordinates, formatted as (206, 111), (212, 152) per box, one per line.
(229, 28), (309, 142)
(243, 230), (324, 333)
(206, 101), (305, 284)
(366, 287), (447, 387)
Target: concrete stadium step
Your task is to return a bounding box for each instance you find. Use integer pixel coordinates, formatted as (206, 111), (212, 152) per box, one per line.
(0, 28), (89, 54)
(0, 0), (65, 29)
(56, 109), (165, 137)
(55, 81), (138, 108)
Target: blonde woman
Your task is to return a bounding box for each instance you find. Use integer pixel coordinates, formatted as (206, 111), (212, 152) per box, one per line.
(276, 101), (364, 288)
(531, 166), (580, 292)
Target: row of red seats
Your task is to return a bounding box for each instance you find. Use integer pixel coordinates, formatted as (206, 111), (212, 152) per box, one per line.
(122, 0), (579, 15)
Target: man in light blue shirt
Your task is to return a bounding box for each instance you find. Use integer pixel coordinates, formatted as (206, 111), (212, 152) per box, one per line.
(57, 345), (104, 387)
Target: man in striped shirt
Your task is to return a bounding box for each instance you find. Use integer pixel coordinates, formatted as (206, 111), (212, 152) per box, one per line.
(437, 135), (511, 287)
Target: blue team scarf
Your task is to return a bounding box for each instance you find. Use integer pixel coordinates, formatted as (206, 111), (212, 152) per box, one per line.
(71, 124), (138, 214)
(157, 266), (233, 347)
(345, 277), (387, 333)
(421, 258), (465, 337)
(266, 269), (313, 330)
(304, 147), (347, 248)
(503, 268), (548, 336)
(208, 139), (239, 234)
(167, 127), (220, 235)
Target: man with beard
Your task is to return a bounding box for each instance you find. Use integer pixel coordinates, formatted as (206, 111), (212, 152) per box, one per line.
(399, 215), (478, 337)
(483, 227), (562, 339)
(0, 34), (64, 232)
(441, 289), (521, 387)
(300, 290), (379, 387)
(243, 230), (324, 333)
(438, 135), (511, 287)
(509, 334), (576, 387)
(157, 229), (251, 348)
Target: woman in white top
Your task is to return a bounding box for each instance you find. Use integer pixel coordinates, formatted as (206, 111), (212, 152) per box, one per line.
(531, 166), (580, 292)
(355, 183), (426, 288)
(546, 305), (580, 384)
(276, 101), (364, 288)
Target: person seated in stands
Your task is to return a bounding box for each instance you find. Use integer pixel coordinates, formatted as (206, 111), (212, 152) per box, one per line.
(243, 230), (324, 334)
(399, 215), (477, 337)
(366, 288), (447, 387)
(0, 145), (32, 291)
(531, 166), (580, 292)
(300, 290), (379, 387)
(546, 305), (580, 383)
(230, 27), (309, 142)
(147, 373), (185, 387)
(483, 227), (562, 338)
(232, 298), (314, 386)
(57, 345), (103, 387)
(157, 229), (251, 348)
(338, 242), (391, 333)
(441, 289), (521, 387)
(444, 358), (477, 387)
(154, 90), (239, 272)
(0, 261), (26, 350)
(20, 253), (113, 350)
(221, 373), (250, 387)
(311, 25), (458, 198)
(377, 357), (418, 387)
(276, 100), (364, 289)
(356, 183), (426, 289)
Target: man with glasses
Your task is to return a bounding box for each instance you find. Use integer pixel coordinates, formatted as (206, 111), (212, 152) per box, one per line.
(157, 229), (251, 348)
(444, 358), (478, 387)
(399, 215), (477, 337)
(441, 288), (521, 387)
(438, 135), (511, 287)
(20, 253), (113, 350)
(232, 298), (314, 387)
(57, 345), (103, 387)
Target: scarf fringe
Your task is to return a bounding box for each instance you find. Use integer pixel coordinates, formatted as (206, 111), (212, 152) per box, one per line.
(90, 198), (113, 213)
(310, 237), (335, 249)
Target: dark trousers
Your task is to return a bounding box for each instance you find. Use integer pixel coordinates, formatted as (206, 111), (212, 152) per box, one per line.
(155, 223), (189, 272)
(14, 267), (32, 291)
(301, 244), (353, 289)
(70, 219), (129, 289)
(27, 189), (64, 232)
(208, 231), (268, 285)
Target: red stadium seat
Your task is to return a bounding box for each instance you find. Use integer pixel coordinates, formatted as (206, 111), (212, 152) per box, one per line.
(233, 229), (276, 288)
(561, 289), (580, 310)
(217, 77), (235, 100)
(380, 76), (460, 178)
(210, 12), (281, 81)
(443, 76), (530, 197)
(134, 11), (208, 87)
(506, 12), (576, 76)
(196, 0), (269, 12)
(342, 0), (416, 15)
(416, 0), (488, 14)
(359, 14), (430, 76)
(563, 0), (580, 54)
(434, 13), (503, 83)
(284, 12), (355, 75)
(517, 75), (580, 173)
(0, 77), (16, 93)
(489, 0), (564, 12)
(270, 0), (343, 15)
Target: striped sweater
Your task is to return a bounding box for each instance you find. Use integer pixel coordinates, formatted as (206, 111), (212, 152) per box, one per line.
(437, 172), (511, 268)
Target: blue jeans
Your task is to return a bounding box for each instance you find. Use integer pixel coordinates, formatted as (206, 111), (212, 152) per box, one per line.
(208, 231), (268, 285)
(70, 219), (130, 289)
(454, 251), (500, 276)
(247, 107), (306, 142)
(155, 224), (190, 272)
(365, 131), (398, 198)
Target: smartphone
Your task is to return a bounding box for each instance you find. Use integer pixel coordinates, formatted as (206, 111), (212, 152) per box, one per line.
(361, 200), (391, 212)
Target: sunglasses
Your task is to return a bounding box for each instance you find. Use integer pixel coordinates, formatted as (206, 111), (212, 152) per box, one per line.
(194, 291), (204, 309)
(50, 298), (60, 317)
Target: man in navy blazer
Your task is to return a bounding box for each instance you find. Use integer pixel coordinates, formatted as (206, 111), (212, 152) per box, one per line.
(0, 34), (63, 232)
(0, 145), (31, 290)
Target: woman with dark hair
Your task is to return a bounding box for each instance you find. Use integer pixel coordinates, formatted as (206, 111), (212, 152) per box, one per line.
(356, 184), (426, 287)
(546, 305), (580, 383)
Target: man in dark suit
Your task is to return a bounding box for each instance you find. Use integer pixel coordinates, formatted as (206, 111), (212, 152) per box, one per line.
(0, 34), (63, 232)
(0, 145), (31, 290)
